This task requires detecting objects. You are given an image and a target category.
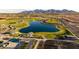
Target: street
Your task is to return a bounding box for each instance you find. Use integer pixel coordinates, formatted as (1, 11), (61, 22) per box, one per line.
(60, 18), (79, 39)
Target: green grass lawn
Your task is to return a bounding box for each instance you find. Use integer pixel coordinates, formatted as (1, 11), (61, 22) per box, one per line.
(0, 17), (73, 39)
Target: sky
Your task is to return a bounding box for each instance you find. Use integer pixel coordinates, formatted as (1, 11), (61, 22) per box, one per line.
(0, 0), (79, 13)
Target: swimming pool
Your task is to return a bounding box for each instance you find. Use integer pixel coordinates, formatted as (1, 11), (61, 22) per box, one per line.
(9, 38), (19, 43)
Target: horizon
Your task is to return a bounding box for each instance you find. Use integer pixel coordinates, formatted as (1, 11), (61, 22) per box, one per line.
(0, 9), (78, 13)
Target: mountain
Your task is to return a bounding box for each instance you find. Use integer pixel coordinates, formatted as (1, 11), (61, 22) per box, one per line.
(20, 9), (77, 14)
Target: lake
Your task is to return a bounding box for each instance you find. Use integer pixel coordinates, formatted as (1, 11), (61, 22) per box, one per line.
(19, 21), (59, 33)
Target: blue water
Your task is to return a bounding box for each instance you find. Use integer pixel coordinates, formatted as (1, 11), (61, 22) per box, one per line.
(9, 38), (19, 43)
(19, 21), (59, 33)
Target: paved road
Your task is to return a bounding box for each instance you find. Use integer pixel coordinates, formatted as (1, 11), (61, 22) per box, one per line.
(59, 18), (79, 39)
(34, 40), (41, 49)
